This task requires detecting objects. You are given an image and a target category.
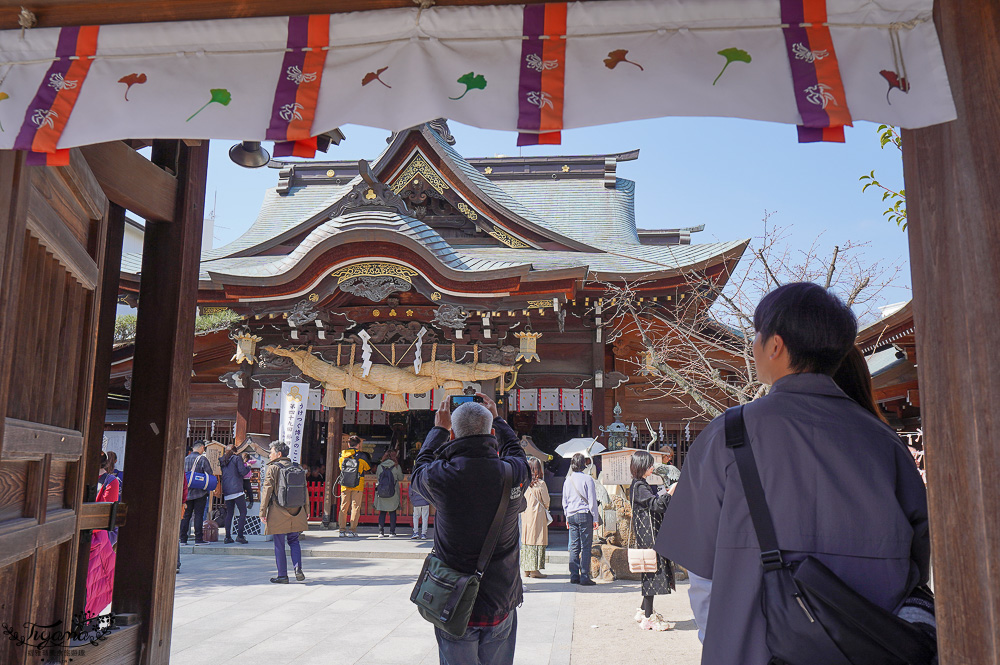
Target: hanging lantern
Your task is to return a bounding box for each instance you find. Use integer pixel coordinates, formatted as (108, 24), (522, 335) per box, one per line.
(230, 330), (263, 365)
(639, 349), (656, 375)
(514, 331), (543, 363)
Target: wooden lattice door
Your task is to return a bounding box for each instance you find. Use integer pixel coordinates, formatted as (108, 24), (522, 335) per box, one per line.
(0, 150), (109, 665)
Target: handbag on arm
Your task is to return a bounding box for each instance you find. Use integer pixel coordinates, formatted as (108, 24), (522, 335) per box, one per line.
(410, 462), (512, 637)
(627, 481), (658, 574)
(724, 405), (936, 665)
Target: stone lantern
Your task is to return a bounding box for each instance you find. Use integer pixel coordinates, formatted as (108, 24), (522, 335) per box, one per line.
(599, 403), (630, 451)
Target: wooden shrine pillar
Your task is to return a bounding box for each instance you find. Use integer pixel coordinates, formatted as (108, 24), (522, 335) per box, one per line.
(323, 407), (344, 527)
(114, 140), (208, 665)
(902, 1), (1000, 662)
(235, 386), (253, 444)
(72, 202), (126, 617)
(590, 339), (607, 437)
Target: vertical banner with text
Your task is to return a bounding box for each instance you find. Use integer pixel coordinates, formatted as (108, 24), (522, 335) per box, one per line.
(280, 381), (310, 463)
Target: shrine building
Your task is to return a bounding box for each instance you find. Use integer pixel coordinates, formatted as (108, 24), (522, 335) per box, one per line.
(110, 120), (747, 524)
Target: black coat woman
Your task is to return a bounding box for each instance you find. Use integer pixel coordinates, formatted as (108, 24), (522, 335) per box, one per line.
(630, 450), (676, 631)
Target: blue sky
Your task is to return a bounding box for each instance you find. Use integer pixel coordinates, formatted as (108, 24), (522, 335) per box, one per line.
(204, 117), (910, 307)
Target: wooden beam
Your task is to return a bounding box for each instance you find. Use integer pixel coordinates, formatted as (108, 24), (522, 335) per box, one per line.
(80, 142), (177, 223)
(902, 0), (1000, 662)
(77, 501), (128, 532)
(323, 407), (343, 528)
(113, 140), (208, 665)
(70, 623), (142, 665)
(0, 0), (570, 29)
(1, 418), (84, 460)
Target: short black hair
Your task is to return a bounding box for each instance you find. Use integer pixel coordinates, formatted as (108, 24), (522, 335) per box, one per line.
(753, 282), (857, 375)
(570, 453), (587, 473)
(630, 450), (653, 480)
(270, 441), (289, 457)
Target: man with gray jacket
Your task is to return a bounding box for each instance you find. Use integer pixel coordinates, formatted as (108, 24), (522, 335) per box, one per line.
(180, 441), (213, 545)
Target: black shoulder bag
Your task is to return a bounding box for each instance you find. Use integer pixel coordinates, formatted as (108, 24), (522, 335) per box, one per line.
(725, 406), (936, 665)
(410, 462), (513, 637)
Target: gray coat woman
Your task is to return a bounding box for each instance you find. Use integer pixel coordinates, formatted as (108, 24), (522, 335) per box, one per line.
(373, 451), (404, 537)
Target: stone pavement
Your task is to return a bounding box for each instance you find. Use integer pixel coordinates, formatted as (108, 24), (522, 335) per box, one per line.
(171, 551), (574, 665)
(180, 526), (570, 563)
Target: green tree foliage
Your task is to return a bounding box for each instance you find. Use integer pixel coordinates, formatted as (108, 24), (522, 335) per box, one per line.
(859, 125), (907, 230)
(114, 309), (241, 344)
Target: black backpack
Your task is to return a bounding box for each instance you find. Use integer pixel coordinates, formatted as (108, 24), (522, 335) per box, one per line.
(274, 461), (308, 509)
(377, 464), (397, 498)
(341, 455), (360, 488)
(724, 406), (936, 665)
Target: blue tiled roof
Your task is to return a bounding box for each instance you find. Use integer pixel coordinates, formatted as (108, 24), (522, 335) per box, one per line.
(456, 238), (748, 277)
(424, 127), (598, 250)
(201, 181), (357, 261)
(492, 177), (639, 247)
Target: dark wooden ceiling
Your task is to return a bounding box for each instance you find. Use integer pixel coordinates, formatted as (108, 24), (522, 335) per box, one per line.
(0, 0), (575, 30)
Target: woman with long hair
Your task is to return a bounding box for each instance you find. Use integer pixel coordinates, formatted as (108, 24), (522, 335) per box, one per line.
(521, 457), (551, 579)
(220, 443), (250, 544)
(630, 450), (675, 632)
(833, 345), (888, 423)
(374, 448), (404, 537)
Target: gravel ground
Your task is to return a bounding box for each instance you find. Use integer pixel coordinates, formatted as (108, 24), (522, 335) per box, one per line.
(570, 578), (703, 665)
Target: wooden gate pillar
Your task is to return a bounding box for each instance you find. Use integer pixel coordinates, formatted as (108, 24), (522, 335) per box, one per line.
(113, 141), (208, 665)
(323, 407), (344, 528)
(902, 1), (1000, 662)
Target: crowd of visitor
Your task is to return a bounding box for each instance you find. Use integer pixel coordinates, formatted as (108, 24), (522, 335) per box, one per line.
(161, 282), (935, 665)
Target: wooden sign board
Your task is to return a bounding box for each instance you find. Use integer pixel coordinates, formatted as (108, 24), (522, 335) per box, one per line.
(596, 448), (671, 486)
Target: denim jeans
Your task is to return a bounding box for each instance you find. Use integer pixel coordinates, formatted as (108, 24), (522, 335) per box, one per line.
(272, 532), (302, 578)
(567, 511), (594, 583)
(435, 611), (516, 665)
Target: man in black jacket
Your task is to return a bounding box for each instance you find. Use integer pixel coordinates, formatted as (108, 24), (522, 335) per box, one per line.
(410, 393), (530, 665)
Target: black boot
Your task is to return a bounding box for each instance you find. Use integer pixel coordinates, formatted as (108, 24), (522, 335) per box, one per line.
(294, 566), (305, 582)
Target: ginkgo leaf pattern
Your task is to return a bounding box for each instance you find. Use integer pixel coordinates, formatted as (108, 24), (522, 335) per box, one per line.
(186, 88), (232, 122)
(713, 47), (752, 86)
(362, 67), (391, 89)
(880, 70), (910, 104)
(604, 49), (644, 71)
(450, 72), (487, 100)
(118, 73), (147, 101)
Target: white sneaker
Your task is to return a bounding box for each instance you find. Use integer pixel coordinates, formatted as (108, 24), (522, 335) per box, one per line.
(377, 533), (385, 539)
(410, 533), (420, 540)
(633, 609), (646, 624)
(640, 616), (674, 632)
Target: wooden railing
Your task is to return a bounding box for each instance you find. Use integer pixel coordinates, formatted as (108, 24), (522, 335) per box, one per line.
(307, 480), (435, 526)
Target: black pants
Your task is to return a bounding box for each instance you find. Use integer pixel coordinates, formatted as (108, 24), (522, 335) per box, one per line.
(378, 510), (397, 535)
(642, 594), (655, 617)
(225, 495), (248, 539)
(180, 495), (207, 543)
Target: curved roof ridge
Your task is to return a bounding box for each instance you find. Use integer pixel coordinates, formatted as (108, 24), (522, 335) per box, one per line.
(205, 208), (471, 279)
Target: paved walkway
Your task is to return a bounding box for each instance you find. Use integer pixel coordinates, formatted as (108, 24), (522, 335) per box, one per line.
(172, 529), (701, 664)
(180, 526), (569, 563)
(171, 551), (574, 665)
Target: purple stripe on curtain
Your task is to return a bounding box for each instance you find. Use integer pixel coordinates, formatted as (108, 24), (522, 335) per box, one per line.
(266, 16), (310, 141)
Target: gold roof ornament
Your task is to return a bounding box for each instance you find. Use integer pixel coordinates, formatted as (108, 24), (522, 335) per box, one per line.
(514, 331), (543, 363)
(230, 330), (263, 365)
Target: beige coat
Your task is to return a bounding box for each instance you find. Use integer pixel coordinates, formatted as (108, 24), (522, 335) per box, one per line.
(520, 481), (550, 546)
(260, 458), (309, 536)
